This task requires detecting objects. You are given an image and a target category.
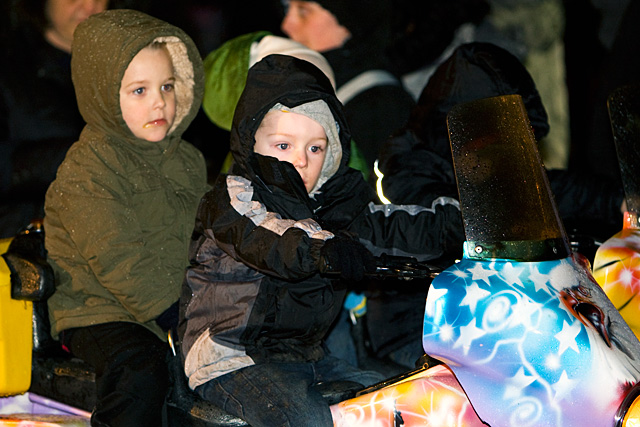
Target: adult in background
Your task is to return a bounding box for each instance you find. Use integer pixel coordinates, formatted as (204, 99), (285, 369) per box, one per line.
(280, 0), (415, 180)
(0, 0), (153, 238)
(0, 0), (111, 238)
(372, 42), (624, 368)
(378, 42), (623, 243)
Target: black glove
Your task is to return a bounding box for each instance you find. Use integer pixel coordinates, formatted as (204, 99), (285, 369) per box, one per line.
(319, 233), (376, 281)
(156, 301), (179, 332)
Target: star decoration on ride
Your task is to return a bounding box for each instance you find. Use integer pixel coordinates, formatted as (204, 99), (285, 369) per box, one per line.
(422, 255), (640, 426)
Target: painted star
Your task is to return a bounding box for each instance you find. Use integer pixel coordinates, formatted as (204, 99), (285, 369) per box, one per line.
(510, 295), (540, 329)
(503, 367), (537, 400)
(548, 260), (579, 292)
(552, 370), (577, 401)
(460, 282), (491, 315)
(554, 320), (582, 356)
(454, 319), (487, 355)
(529, 266), (551, 294)
(501, 262), (525, 287)
(425, 286), (449, 317)
(468, 263), (498, 285)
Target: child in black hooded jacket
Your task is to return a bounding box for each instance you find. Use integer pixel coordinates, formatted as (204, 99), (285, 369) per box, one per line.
(179, 54), (464, 426)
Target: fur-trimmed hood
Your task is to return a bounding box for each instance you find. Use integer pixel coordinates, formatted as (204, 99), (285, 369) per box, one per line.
(71, 9), (204, 153)
(228, 54), (374, 229)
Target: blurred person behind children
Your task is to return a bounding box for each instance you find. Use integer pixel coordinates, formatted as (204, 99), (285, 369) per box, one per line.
(44, 9), (208, 426)
(389, 0), (571, 170)
(373, 42), (624, 368)
(178, 54), (464, 426)
(378, 42), (623, 240)
(388, 0), (490, 100)
(0, 0), (113, 238)
(201, 30), (335, 133)
(475, 0), (570, 170)
(280, 0), (415, 178)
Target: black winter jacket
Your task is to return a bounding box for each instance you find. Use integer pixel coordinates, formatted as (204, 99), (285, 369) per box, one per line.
(0, 28), (85, 238)
(178, 54), (463, 390)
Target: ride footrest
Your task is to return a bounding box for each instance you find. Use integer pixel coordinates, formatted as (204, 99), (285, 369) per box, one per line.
(29, 356), (96, 413)
(0, 414), (89, 426)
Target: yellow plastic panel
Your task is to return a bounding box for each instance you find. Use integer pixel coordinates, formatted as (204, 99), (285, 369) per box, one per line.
(624, 395), (640, 427)
(0, 238), (33, 396)
(592, 226), (640, 340)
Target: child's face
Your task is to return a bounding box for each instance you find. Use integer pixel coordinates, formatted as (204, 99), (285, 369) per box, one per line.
(119, 46), (176, 142)
(254, 110), (328, 193)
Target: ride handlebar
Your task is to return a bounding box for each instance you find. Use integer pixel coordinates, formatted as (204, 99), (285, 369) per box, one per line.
(320, 253), (441, 280)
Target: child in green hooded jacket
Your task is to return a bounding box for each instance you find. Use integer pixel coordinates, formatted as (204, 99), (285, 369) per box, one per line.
(44, 10), (208, 426)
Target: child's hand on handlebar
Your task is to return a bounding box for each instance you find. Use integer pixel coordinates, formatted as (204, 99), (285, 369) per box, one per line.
(319, 233), (376, 281)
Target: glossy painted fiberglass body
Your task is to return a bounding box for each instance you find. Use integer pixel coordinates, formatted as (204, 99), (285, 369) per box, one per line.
(425, 251), (640, 426)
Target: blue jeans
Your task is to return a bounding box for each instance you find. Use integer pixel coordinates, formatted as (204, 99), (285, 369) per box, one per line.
(325, 308), (358, 366)
(195, 356), (384, 427)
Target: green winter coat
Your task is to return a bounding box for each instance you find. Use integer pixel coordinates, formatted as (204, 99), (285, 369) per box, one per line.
(44, 9), (208, 340)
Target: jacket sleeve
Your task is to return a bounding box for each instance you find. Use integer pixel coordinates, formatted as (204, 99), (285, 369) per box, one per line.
(547, 169), (624, 223)
(378, 129), (459, 206)
(348, 198), (465, 264)
(196, 175), (332, 281)
(46, 141), (204, 323)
